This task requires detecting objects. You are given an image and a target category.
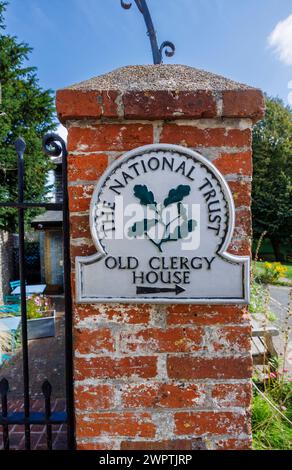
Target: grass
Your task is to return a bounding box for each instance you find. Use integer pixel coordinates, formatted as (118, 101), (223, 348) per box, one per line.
(252, 393), (292, 450)
(252, 380), (292, 450)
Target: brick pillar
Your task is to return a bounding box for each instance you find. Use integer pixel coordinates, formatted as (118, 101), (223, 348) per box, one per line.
(57, 65), (264, 451)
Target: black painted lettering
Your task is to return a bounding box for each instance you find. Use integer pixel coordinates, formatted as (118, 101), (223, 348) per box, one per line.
(105, 256), (117, 269)
(132, 271), (144, 284)
(204, 256), (216, 270)
(109, 179), (125, 195)
(149, 257), (160, 270)
(186, 165), (195, 181)
(175, 161), (186, 176)
(148, 157), (160, 171)
(199, 177), (212, 191)
(162, 156), (174, 171)
(190, 257), (203, 269)
(146, 271), (159, 284)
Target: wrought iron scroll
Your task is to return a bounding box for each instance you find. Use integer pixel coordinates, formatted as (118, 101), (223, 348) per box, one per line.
(121, 0), (175, 64)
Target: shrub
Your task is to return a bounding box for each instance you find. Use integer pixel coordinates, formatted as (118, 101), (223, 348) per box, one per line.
(260, 262), (287, 284)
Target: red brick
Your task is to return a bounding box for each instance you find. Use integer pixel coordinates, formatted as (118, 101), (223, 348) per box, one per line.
(211, 326), (251, 353)
(167, 305), (249, 325)
(228, 239), (251, 257)
(214, 151), (252, 176)
(215, 438), (252, 450)
(76, 412), (156, 438)
(70, 214), (90, 239)
(211, 383), (252, 408)
(56, 89), (119, 122)
(121, 439), (206, 450)
(167, 356), (253, 380)
(120, 327), (203, 353)
(160, 125), (251, 148)
(77, 441), (118, 450)
(75, 385), (115, 411)
(234, 208), (252, 238)
(68, 184), (94, 212)
(227, 180), (251, 207)
(68, 153), (108, 182)
(121, 383), (205, 409)
(174, 411), (250, 436)
(74, 304), (151, 325)
(222, 89), (265, 122)
(70, 243), (96, 263)
(75, 356), (157, 380)
(123, 90), (217, 120)
(68, 124), (153, 152)
(74, 328), (115, 354)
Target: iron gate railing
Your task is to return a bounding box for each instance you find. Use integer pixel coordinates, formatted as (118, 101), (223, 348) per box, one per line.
(0, 134), (74, 450)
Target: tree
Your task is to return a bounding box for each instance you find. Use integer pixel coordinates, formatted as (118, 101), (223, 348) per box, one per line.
(0, 1), (55, 231)
(252, 96), (292, 261)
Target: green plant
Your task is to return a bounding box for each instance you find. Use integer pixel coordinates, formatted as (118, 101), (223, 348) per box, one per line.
(259, 262), (288, 284)
(249, 280), (269, 314)
(26, 295), (51, 320)
(252, 96), (292, 261)
(252, 374), (292, 450)
(0, 1), (56, 231)
(252, 391), (292, 450)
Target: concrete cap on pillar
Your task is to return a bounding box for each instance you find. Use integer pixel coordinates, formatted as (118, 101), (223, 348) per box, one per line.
(56, 64), (265, 123)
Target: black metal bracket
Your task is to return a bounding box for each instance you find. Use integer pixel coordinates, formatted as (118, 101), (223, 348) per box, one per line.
(121, 0), (175, 64)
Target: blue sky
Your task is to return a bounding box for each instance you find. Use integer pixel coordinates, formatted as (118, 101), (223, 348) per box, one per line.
(4, 0), (292, 105)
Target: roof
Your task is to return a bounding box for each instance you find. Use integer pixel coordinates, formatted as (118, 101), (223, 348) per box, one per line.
(31, 211), (63, 230)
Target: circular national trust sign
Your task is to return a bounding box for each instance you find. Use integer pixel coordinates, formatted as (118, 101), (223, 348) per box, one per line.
(76, 144), (249, 304)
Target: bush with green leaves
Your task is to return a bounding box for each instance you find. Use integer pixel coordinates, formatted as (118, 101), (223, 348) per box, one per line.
(0, 1), (55, 231)
(252, 96), (292, 261)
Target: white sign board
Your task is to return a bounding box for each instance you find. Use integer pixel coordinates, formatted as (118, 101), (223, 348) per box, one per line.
(76, 144), (249, 304)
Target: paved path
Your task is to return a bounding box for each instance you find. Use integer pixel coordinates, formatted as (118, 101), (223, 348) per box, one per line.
(0, 398), (67, 450)
(0, 304), (67, 450)
(0, 314), (65, 399)
(268, 285), (292, 373)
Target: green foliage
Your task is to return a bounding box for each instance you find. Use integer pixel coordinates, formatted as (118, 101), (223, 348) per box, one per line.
(259, 262), (288, 284)
(26, 295), (51, 320)
(249, 279), (270, 314)
(129, 184), (196, 252)
(252, 96), (292, 259)
(252, 379), (292, 450)
(0, 1), (56, 231)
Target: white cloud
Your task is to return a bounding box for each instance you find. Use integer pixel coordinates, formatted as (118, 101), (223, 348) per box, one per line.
(268, 14), (292, 65)
(57, 124), (68, 143)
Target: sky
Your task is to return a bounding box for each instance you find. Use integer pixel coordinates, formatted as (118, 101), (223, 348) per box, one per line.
(3, 0), (292, 114)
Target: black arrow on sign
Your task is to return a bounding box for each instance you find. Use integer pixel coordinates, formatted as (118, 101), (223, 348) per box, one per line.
(136, 285), (186, 295)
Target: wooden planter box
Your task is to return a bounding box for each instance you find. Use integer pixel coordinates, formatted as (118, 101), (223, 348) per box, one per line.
(27, 310), (56, 340)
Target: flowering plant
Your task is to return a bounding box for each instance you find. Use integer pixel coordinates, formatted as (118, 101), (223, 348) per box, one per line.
(26, 295), (51, 320)
(261, 262), (287, 284)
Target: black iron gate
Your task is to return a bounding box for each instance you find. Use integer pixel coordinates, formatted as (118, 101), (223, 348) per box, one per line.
(0, 134), (74, 450)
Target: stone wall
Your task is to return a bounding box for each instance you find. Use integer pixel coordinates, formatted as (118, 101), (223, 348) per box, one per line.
(57, 65), (265, 450)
